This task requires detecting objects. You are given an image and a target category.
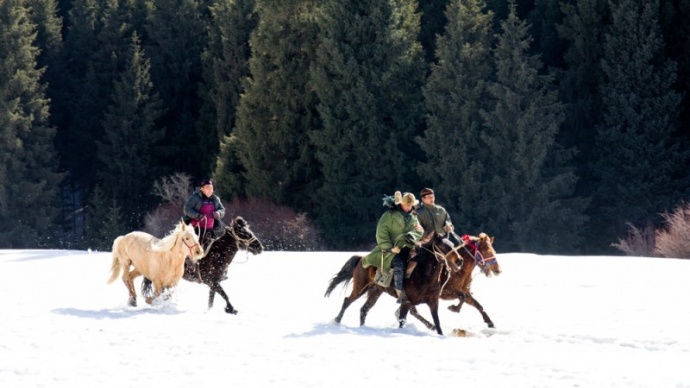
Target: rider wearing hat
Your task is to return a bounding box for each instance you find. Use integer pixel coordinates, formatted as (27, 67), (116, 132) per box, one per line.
(184, 179), (225, 244)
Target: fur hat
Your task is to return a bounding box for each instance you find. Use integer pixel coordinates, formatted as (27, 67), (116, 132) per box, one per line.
(394, 191), (418, 206)
(420, 188), (434, 198)
(200, 179), (213, 187)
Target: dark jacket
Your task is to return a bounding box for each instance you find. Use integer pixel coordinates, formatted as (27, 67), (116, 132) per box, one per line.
(184, 190), (225, 228)
(416, 203), (452, 238)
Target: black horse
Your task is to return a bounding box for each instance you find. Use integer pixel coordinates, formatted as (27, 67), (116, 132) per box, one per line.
(142, 216), (264, 314)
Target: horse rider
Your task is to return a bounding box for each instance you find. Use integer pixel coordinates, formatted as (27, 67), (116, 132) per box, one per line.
(362, 191), (423, 304)
(407, 188), (455, 278)
(184, 178), (226, 246)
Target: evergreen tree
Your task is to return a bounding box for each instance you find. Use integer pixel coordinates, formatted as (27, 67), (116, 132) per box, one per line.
(201, 0), (257, 200)
(660, 0), (690, 144)
(556, 0), (607, 189)
(199, 0), (256, 150)
(0, 0), (63, 247)
(310, 0), (427, 248)
(229, 0), (321, 209)
(145, 0), (207, 178)
(96, 32), (164, 229)
(592, 0), (688, 248)
(59, 0), (133, 189)
(417, 0), (450, 64)
(527, 0), (564, 69)
(84, 185), (125, 250)
(480, 2), (586, 253)
(418, 0), (494, 231)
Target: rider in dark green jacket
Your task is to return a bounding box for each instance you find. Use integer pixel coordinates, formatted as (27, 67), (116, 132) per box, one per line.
(362, 191), (422, 304)
(407, 188), (455, 278)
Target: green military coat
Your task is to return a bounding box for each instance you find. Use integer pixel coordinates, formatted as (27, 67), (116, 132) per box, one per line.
(362, 207), (422, 270)
(416, 203), (452, 239)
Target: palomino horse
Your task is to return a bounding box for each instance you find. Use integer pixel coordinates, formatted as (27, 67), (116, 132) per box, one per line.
(324, 233), (464, 335)
(409, 233), (501, 331)
(141, 216), (264, 314)
(107, 222), (204, 307)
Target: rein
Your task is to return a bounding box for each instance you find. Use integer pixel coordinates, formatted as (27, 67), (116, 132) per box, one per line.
(198, 219), (259, 263)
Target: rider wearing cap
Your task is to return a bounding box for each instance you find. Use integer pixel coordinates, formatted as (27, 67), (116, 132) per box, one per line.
(184, 179), (225, 244)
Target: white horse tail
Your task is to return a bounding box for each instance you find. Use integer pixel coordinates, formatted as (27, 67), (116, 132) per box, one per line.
(107, 236), (124, 284)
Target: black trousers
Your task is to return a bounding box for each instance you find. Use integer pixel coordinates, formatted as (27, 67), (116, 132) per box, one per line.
(392, 247), (411, 290)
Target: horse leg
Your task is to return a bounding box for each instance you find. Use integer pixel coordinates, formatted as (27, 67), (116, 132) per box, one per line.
(208, 288), (216, 309)
(209, 282), (237, 314)
(409, 305), (436, 331)
(334, 283), (371, 324)
(448, 292), (467, 313)
(463, 294), (495, 328)
(398, 302), (411, 329)
(359, 287), (384, 326)
(427, 300), (443, 335)
(122, 266), (138, 307)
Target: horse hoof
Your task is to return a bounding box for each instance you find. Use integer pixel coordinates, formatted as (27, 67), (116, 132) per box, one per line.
(448, 305), (460, 313)
(145, 297), (153, 305)
(225, 307), (238, 314)
(129, 300), (137, 307)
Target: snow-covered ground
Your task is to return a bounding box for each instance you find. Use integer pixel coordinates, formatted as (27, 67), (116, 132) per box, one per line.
(1, 248), (688, 387)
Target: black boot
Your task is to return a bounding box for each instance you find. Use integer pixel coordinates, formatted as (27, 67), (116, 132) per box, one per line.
(392, 253), (408, 304)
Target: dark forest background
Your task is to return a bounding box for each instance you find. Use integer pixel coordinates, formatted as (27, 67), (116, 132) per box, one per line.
(1, 0), (689, 254)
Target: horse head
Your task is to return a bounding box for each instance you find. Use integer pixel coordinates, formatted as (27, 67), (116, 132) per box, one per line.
(178, 222), (204, 261)
(230, 217), (264, 255)
(422, 232), (464, 273)
(460, 233), (501, 277)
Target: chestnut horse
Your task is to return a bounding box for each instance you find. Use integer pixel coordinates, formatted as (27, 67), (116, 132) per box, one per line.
(324, 233), (464, 335)
(409, 233), (501, 331)
(107, 222), (204, 307)
(141, 216), (264, 314)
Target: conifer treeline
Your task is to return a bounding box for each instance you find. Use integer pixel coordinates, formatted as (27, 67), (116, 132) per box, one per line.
(0, 0), (688, 253)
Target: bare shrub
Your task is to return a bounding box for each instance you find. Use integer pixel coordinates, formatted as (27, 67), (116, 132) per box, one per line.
(654, 203), (690, 259)
(143, 187), (326, 251)
(143, 202), (183, 237)
(611, 222), (657, 256)
(152, 173), (193, 207)
(223, 198), (326, 251)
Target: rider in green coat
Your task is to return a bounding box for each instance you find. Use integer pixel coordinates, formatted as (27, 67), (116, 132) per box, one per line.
(362, 191), (422, 304)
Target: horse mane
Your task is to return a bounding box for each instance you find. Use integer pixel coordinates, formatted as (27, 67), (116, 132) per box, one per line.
(151, 222), (189, 252)
(233, 216), (247, 229)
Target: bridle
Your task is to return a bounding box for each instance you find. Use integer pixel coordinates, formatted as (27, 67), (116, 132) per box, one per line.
(179, 231), (202, 259)
(453, 233), (497, 271)
(197, 219), (260, 259)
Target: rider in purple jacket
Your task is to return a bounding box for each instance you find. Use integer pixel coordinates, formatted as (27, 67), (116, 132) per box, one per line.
(184, 179), (225, 243)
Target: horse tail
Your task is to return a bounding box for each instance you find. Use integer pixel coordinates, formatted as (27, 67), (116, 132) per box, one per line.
(324, 255), (361, 297)
(107, 236), (124, 284)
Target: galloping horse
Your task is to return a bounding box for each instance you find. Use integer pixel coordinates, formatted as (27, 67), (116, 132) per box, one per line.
(409, 233), (501, 331)
(142, 216), (264, 314)
(107, 222), (204, 307)
(324, 233), (464, 335)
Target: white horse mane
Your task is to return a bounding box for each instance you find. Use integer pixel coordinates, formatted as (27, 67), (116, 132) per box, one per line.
(151, 222), (193, 252)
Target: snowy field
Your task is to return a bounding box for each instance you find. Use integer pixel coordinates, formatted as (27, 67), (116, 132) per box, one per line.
(1, 248), (689, 387)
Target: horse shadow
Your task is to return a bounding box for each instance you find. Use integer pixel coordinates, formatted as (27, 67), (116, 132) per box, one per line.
(284, 321), (437, 339)
(52, 305), (185, 319)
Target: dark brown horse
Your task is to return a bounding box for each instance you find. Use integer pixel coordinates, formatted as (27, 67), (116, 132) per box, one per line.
(142, 216), (264, 313)
(324, 233), (464, 335)
(408, 233), (501, 331)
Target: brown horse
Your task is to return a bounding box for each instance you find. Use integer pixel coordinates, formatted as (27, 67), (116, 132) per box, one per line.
(141, 216), (264, 314)
(107, 222), (204, 307)
(324, 233), (464, 335)
(409, 233), (501, 331)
